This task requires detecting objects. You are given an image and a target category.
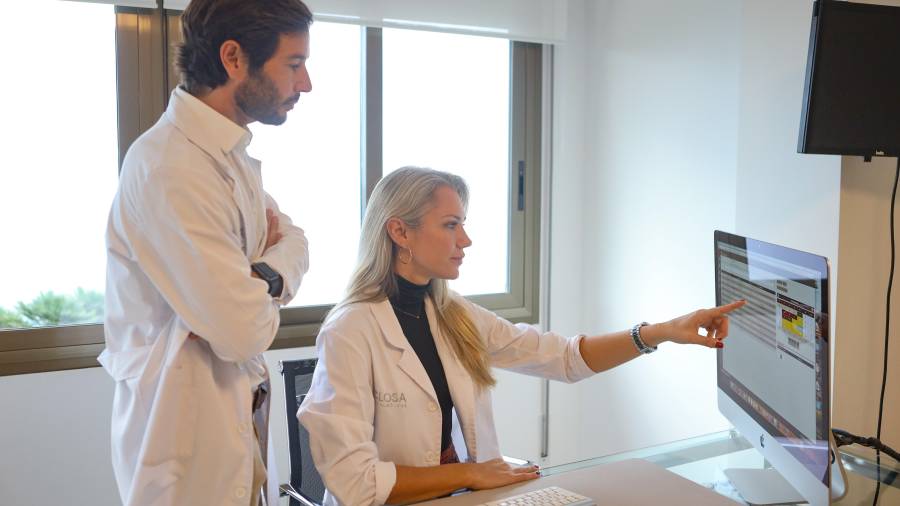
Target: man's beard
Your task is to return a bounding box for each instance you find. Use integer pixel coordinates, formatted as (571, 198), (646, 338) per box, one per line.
(235, 70), (295, 126)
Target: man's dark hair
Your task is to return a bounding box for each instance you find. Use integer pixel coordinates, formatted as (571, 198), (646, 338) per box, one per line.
(177, 0), (313, 94)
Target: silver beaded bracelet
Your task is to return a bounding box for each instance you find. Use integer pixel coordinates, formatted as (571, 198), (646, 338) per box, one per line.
(630, 322), (657, 354)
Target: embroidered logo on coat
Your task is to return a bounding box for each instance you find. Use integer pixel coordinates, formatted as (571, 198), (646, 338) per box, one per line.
(374, 391), (407, 408)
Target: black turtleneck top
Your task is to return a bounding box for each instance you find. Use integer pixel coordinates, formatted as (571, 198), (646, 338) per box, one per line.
(389, 276), (455, 453)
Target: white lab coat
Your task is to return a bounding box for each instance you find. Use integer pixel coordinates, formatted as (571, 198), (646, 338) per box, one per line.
(298, 294), (595, 506)
(100, 88), (309, 506)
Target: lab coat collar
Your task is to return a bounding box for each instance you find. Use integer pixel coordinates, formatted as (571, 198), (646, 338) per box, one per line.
(165, 87), (253, 164)
(165, 87), (259, 254)
(371, 299), (438, 403)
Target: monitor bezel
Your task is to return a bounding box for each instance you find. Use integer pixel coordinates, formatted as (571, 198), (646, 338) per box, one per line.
(714, 230), (831, 506)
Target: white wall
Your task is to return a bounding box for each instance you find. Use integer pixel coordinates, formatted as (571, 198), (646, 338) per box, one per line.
(542, 0), (591, 467)
(0, 367), (118, 505)
(558, 0), (741, 461)
(734, 1), (841, 261)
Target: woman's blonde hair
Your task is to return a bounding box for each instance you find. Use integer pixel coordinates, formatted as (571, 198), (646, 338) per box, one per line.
(329, 167), (496, 388)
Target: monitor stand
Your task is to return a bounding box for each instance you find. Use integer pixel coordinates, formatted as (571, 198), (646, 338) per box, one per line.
(723, 468), (805, 505)
(724, 433), (847, 506)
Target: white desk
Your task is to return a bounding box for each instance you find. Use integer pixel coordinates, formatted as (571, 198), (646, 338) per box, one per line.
(417, 458), (740, 505)
(416, 430), (900, 505)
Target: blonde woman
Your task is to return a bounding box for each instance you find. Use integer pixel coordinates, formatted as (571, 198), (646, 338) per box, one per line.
(298, 167), (744, 505)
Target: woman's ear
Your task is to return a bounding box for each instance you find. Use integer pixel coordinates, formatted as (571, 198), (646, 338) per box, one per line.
(385, 218), (408, 247)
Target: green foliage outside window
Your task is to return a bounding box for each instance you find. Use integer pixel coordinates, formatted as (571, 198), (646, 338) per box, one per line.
(0, 307), (26, 329)
(0, 288), (103, 329)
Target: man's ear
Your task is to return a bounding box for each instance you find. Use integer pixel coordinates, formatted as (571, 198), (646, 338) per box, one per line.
(385, 218), (408, 247)
(220, 40), (246, 80)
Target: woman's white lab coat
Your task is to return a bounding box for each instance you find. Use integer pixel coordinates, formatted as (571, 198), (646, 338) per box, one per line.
(298, 294), (595, 506)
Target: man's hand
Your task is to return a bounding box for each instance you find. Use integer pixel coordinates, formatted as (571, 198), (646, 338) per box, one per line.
(264, 209), (283, 252)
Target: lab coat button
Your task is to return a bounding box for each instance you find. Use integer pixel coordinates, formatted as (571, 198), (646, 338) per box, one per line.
(238, 423), (248, 434)
(234, 487), (247, 499)
(428, 403), (438, 412)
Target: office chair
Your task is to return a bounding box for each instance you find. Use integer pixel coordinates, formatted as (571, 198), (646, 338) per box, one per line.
(279, 359), (326, 506)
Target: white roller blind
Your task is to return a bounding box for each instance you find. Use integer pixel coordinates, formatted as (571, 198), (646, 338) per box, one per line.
(63, 0), (159, 8)
(162, 0), (566, 43)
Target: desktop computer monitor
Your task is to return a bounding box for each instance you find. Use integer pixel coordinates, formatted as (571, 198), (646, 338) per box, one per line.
(714, 231), (839, 506)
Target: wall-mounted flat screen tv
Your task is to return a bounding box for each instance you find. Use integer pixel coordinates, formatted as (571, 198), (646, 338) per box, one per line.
(798, 0), (900, 157)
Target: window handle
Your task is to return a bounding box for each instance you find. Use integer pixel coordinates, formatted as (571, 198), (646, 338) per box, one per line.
(517, 160), (526, 211)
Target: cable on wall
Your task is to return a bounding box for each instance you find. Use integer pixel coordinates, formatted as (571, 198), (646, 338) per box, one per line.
(873, 157), (900, 505)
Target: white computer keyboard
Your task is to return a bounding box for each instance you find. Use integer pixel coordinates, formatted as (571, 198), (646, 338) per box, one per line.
(479, 486), (595, 506)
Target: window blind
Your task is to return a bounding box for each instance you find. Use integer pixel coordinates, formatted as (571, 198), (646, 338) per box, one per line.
(161, 0), (566, 43)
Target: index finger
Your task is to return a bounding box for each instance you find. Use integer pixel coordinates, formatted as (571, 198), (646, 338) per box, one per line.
(714, 299), (746, 315)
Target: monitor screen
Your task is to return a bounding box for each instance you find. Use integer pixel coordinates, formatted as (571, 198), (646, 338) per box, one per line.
(798, 0), (900, 157)
(714, 231), (830, 504)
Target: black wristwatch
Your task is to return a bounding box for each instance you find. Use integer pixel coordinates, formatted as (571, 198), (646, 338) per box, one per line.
(251, 262), (284, 297)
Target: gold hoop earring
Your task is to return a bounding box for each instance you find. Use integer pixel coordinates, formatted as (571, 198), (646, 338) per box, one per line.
(399, 247), (414, 265)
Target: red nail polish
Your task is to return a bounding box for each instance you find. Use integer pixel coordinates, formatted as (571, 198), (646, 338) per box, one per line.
(715, 342), (724, 349)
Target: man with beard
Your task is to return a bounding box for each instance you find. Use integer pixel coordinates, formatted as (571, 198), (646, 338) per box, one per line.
(99, 1), (312, 504)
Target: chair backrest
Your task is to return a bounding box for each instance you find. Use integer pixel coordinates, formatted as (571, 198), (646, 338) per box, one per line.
(280, 358), (326, 506)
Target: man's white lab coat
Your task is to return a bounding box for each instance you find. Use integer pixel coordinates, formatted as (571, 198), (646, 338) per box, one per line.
(298, 294), (595, 506)
(100, 87), (308, 506)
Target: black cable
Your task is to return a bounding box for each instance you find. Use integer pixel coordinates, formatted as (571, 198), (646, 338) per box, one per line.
(874, 158), (900, 505)
(833, 428), (900, 462)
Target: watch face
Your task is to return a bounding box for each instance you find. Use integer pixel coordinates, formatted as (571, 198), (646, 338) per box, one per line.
(253, 262), (277, 281)
(253, 262), (283, 297)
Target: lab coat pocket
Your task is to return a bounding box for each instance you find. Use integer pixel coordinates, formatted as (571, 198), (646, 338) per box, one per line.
(139, 356), (199, 466)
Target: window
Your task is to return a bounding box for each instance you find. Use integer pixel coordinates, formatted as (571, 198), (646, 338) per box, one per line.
(382, 29), (511, 296)
(247, 22), (363, 308)
(0, 1), (120, 374)
(0, 5), (544, 375)
(0, 1), (117, 332)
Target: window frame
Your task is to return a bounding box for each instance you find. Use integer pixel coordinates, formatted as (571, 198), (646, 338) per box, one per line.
(0, 7), (543, 375)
